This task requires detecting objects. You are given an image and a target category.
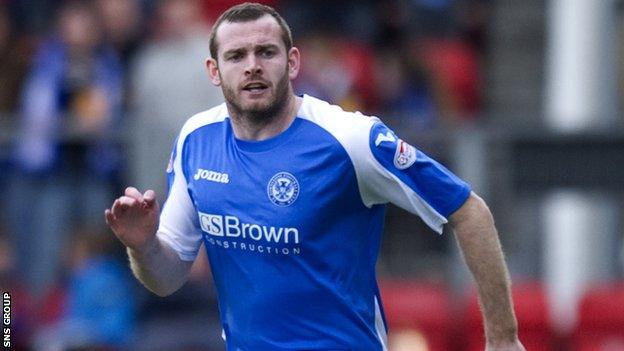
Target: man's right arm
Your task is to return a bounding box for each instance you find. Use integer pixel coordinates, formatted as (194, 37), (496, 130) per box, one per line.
(105, 187), (193, 296)
(126, 235), (193, 297)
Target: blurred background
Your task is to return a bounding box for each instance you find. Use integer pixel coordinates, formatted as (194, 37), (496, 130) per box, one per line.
(0, 0), (623, 350)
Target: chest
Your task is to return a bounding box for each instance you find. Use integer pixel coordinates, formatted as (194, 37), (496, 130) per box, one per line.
(188, 140), (353, 218)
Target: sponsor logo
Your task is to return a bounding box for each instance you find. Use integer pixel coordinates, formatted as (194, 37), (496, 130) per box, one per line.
(199, 213), (224, 236)
(193, 168), (230, 183)
(375, 131), (396, 146)
(204, 237), (301, 255)
(198, 212), (300, 244)
(394, 140), (417, 169)
(267, 172), (299, 207)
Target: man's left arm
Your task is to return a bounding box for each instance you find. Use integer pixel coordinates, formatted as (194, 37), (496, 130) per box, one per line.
(449, 192), (526, 351)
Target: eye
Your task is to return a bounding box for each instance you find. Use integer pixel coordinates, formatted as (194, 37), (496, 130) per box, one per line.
(260, 49), (275, 58)
(227, 53), (243, 61)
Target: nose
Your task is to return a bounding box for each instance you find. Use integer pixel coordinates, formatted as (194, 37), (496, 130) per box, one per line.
(244, 55), (262, 76)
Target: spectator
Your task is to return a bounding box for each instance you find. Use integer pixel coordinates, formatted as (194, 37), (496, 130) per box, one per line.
(95, 0), (144, 67)
(294, 32), (377, 112)
(0, 2), (31, 193)
(8, 0), (124, 300)
(95, 0), (145, 113)
(373, 44), (440, 130)
(32, 228), (136, 350)
(0, 3), (31, 116)
(130, 0), (223, 199)
(279, 0), (377, 43)
(416, 36), (482, 121)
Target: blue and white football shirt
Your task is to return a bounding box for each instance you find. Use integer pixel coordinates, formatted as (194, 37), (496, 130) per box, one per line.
(158, 94), (471, 351)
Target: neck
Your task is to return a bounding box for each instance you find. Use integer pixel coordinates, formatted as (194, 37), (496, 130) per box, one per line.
(228, 93), (302, 141)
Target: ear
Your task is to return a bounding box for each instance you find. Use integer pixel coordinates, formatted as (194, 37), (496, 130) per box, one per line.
(206, 57), (221, 86)
(287, 47), (300, 80)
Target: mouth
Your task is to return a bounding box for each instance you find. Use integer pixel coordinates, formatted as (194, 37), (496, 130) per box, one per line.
(242, 81), (269, 93)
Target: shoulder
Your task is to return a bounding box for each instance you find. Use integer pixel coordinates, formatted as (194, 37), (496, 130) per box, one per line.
(169, 103), (228, 174)
(177, 103), (228, 144)
(298, 94), (379, 144)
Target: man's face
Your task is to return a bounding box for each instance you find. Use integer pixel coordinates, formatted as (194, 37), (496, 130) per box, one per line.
(207, 15), (299, 119)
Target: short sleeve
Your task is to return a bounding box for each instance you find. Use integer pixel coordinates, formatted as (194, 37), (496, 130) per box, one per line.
(359, 122), (471, 233)
(157, 137), (202, 261)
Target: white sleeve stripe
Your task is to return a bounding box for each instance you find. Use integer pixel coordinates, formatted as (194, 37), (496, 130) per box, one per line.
(157, 161), (201, 259)
(157, 103), (229, 262)
(296, 95), (377, 208)
(379, 168), (446, 234)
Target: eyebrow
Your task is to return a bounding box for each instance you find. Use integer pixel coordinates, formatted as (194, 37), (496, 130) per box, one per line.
(222, 43), (280, 57)
(255, 44), (280, 51)
(223, 48), (245, 58)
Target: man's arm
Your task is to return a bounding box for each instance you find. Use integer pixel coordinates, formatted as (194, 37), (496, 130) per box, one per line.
(449, 192), (525, 351)
(105, 187), (193, 296)
(126, 235), (193, 297)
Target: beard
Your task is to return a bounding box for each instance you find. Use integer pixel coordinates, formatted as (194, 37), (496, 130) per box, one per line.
(221, 68), (291, 126)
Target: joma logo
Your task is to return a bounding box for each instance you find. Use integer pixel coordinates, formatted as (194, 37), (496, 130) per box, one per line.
(193, 168), (229, 184)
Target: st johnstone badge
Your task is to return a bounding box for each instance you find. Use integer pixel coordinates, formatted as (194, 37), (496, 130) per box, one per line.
(267, 172), (299, 207)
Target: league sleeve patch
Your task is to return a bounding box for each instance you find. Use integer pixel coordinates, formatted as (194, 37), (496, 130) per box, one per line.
(368, 121), (471, 220)
(394, 140), (417, 170)
(370, 123), (417, 171)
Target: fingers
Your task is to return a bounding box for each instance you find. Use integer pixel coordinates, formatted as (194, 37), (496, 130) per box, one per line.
(125, 186), (143, 201)
(143, 189), (157, 207)
(104, 208), (115, 225)
(105, 187), (157, 228)
(124, 187), (158, 209)
(118, 195), (139, 209)
(110, 196), (139, 217)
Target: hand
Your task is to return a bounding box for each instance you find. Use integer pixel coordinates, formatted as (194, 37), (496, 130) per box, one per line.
(105, 187), (160, 252)
(486, 339), (526, 351)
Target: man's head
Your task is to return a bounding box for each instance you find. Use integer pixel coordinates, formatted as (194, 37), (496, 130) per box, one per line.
(209, 3), (293, 63)
(206, 3), (299, 123)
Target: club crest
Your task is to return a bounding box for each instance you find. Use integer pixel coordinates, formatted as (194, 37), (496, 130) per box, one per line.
(267, 172), (299, 207)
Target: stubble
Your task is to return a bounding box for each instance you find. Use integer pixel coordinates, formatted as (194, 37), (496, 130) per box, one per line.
(221, 68), (291, 128)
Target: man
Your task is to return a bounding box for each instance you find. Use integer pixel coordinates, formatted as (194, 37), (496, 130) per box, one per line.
(105, 3), (525, 350)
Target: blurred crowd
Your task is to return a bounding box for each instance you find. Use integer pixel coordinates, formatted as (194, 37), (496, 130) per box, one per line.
(0, 0), (489, 349)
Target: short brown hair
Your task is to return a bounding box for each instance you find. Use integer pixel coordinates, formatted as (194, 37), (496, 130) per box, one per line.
(209, 2), (293, 61)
